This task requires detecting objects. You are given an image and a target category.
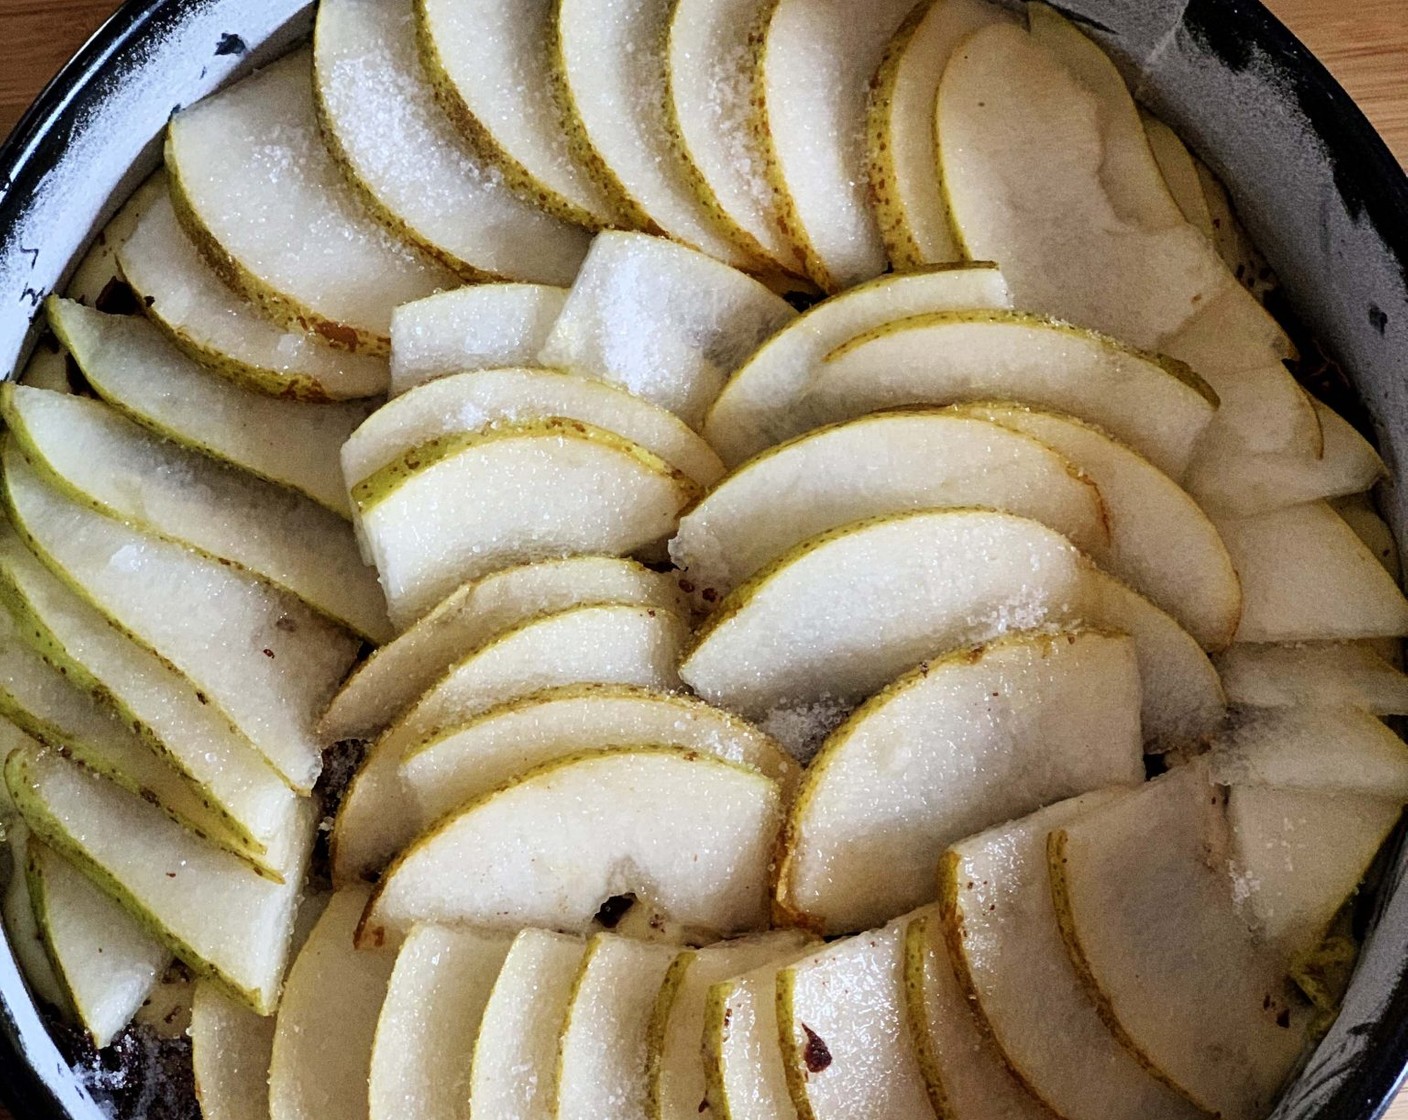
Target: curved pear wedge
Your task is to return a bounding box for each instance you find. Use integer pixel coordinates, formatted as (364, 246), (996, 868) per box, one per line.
(342, 367), (726, 490)
(191, 982), (278, 1120)
(314, 0), (589, 286)
(368, 925), (512, 1120)
(1214, 641), (1408, 714)
(5, 747), (315, 1015)
(356, 419), (700, 627)
(778, 630), (1144, 935)
(941, 793), (1203, 1120)
(2, 809), (71, 1014)
(814, 311), (1217, 480)
(1141, 113), (1214, 238)
(63, 171), (167, 309)
(4, 385), (391, 643)
(27, 841), (169, 1050)
(360, 747), (782, 944)
(539, 232), (797, 429)
(671, 410), (1109, 600)
(1048, 763), (1315, 1120)
(389, 284), (567, 396)
(320, 556), (687, 743)
(49, 297), (370, 517)
(119, 192), (390, 401)
(331, 602), (689, 884)
(701, 264), (1012, 465)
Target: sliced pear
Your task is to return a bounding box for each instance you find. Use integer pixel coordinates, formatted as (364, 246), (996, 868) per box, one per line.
(191, 982), (278, 1120)
(779, 629), (1143, 934)
(368, 924), (512, 1120)
(119, 191), (390, 401)
(2, 814), (70, 1014)
(469, 927), (585, 1119)
(4, 384), (390, 643)
(701, 264), (1012, 465)
(360, 747), (782, 944)
(865, 0), (1011, 268)
(167, 49), (457, 353)
(355, 420), (698, 626)
(342, 367), (726, 490)
(49, 297), (370, 517)
(1335, 492), (1400, 578)
(1214, 641), (1408, 714)
(953, 402), (1240, 650)
(1195, 159), (1278, 303)
(63, 171), (168, 308)
(388, 284), (568, 395)
(268, 887), (398, 1120)
(942, 793), (1203, 1120)
(1217, 501), (1408, 642)
(671, 410), (1109, 600)
(538, 232), (797, 429)
(314, 0), (589, 286)
(813, 311), (1217, 479)
(1141, 113), (1214, 238)
(5, 747), (315, 1014)
(4, 450), (359, 792)
(1049, 763), (1315, 1120)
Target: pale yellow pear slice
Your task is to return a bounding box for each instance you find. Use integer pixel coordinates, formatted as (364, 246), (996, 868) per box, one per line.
(355, 420), (700, 627)
(813, 311), (1217, 480)
(313, 0), (589, 286)
(671, 410), (1109, 601)
(539, 232), (797, 429)
(778, 629), (1144, 935)
(1335, 493), (1400, 577)
(1214, 641), (1408, 714)
(63, 171), (168, 308)
(360, 748), (782, 945)
(941, 793), (1204, 1120)
(167, 49), (457, 353)
(1141, 113), (1215, 238)
(388, 284), (568, 396)
(119, 191), (390, 401)
(368, 924), (512, 1120)
(1195, 159), (1278, 303)
(2, 811), (70, 1014)
(701, 264), (1011, 466)
(342, 367), (725, 491)
(191, 982), (278, 1120)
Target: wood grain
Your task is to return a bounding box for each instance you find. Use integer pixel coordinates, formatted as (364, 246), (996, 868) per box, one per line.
(0, 1), (1406, 1119)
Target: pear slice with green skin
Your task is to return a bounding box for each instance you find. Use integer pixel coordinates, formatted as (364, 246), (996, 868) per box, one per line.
(469, 928), (586, 1120)
(62, 171), (168, 310)
(191, 983), (277, 1120)
(166, 50), (457, 355)
(5, 746), (316, 1015)
(314, 0), (590, 287)
(48, 297), (371, 518)
(3, 384), (392, 643)
(777, 629), (1144, 936)
(355, 420), (701, 628)
(331, 602), (690, 885)
(119, 191), (390, 401)
(3, 448), (359, 793)
(402, 683), (800, 827)
(1214, 641), (1408, 714)
(701, 264), (1011, 467)
(2, 814), (71, 1015)
(812, 311), (1217, 481)
(27, 840), (170, 1050)
(941, 793), (1204, 1120)
(538, 232), (798, 430)
(388, 284), (567, 396)
(1140, 113), (1215, 239)
(368, 925), (513, 1120)
(670, 410), (1110, 603)
(359, 747), (782, 945)
(342, 367), (726, 491)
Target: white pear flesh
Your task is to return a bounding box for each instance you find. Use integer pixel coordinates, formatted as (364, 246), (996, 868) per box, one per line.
(368, 924), (512, 1120)
(190, 982), (278, 1120)
(1214, 641), (1408, 714)
(538, 232), (797, 429)
(1142, 113), (1215, 237)
(671, 409), (1109, 600)
(119, 191), (390, 401)
(5, 747), (314, 1015)
(313, 0), (589, 286)
(49, 298), (369, 517)
(942, 792), (1203, 1120)
(3, 814), (70, 1014)
(342, 367), (725, 491)
(166, 49), (457, 352)
(779, 629), (1144, 934)
(355, 420), (699, 627)
(268, 887), (397, 1120)
(360, 748), (782, 944)
(388, 284), (567, 396)
(61, 172), (167, 310)
(812, 311), (1217, 480)
(1049, 763), (1315, 1120)
(1217, 501), (1408, 641)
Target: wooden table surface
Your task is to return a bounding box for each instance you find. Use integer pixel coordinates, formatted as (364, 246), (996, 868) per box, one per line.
(0, 0), (1406, 1118)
